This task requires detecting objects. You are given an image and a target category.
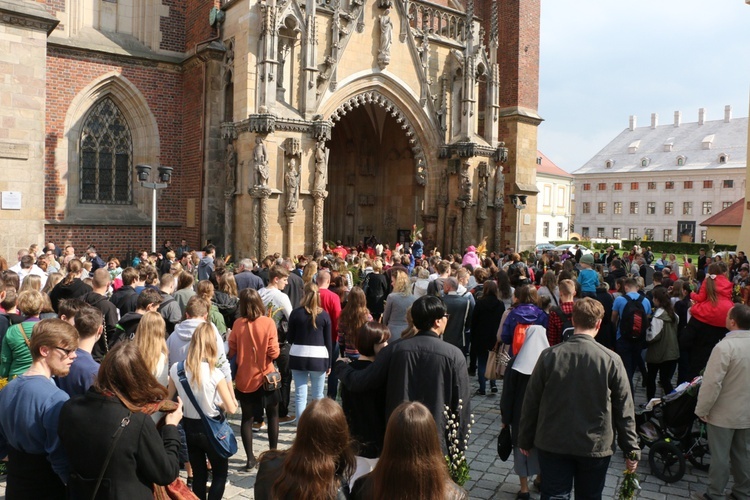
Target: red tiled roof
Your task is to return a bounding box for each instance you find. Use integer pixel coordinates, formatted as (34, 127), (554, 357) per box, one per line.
(700, 198), (745, 227)
(537, 151), (572, 178)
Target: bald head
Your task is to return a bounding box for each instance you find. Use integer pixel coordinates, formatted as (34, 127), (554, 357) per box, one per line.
(92, 268), (111, 290)
(316, 269), (331, 288)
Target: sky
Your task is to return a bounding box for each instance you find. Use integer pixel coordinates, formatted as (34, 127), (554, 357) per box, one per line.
(538, 0), (750, 172)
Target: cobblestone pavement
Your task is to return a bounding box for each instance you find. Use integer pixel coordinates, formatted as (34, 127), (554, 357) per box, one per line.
(0, 372), (719, 499)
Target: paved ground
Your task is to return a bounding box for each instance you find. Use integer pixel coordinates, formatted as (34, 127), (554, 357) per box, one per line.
(0, 372), (719, 499)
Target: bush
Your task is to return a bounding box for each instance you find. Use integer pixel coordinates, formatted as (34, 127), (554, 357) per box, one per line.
(621, 240), (736, 255)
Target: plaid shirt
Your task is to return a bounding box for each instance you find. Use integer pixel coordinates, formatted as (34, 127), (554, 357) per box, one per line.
(547, 301), (574, 346)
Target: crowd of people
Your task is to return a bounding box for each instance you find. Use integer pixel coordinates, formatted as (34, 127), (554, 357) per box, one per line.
(0, 237), (748, 500)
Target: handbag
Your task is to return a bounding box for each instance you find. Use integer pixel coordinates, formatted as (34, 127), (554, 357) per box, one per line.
(497, 425), (512, 461)
(176, 362), (238, 458)
(487, 343), (511, 380)
(153, 478), (199, 500)
(263, 371), (282, 391)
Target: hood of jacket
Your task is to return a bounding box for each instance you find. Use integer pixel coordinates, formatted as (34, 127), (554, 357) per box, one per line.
(712, 274), (734, 296)
(83, 291), (109, 307)
(118, 312), (142, 328)
(198, 256), (213, 268)
(511, 303), (547, 324)
(172, 318), (206, 342)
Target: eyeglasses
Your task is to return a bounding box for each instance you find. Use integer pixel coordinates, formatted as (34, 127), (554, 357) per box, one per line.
(443, 313), (450, 319)
(54, 346), (76, 358)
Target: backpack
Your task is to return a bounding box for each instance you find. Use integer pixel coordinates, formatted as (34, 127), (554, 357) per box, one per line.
(512, 323), (532, 355)
(619, 294), (650, 342)
(552, 306), (574, 342)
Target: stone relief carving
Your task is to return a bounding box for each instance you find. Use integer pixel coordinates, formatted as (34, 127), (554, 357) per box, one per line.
(378, 10), (392, 69)
(477, 177), (488, 220)
(436, 167), (449, 206)
(313, 141), (329, 192)
(224, 142), (237, 194)
(253, 137), (269, 187)
(285, 157), (300, 212)
(494, 165), (505, 211)
(459, 161), (472, 200)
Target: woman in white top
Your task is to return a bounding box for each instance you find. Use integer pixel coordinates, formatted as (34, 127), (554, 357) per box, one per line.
(168, 323), (238, 500)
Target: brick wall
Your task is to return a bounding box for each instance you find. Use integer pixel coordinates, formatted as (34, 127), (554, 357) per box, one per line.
(184, 0), (219, 50)
(498, 0), (540, 111)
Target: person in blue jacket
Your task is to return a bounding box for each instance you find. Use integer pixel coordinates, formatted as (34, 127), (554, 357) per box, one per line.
(501, 285), (548, 356)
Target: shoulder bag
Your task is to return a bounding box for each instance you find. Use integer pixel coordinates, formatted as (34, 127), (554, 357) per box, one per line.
(246, 319), (282, 391)
(176, 362), (238, 458)
(486, 342), (511, 380)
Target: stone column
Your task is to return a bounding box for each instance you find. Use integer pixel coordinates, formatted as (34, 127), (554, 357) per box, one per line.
(454, 201), (465, 252)
(312, 190), (327, 252)
(421, 214), (438, 256)
(285, 210), (296, 257)
(250, 186), (272, 258)
(493, 165), (505, 253)
(447, 213), (458, 254)
(224, 192), (235, 258)
(462, 202), (475, 251)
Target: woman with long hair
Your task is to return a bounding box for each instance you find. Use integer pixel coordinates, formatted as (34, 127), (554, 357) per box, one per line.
(168, 322), (238, 500)
(382, 269), (416, 340)
(683, 262), (733, 379)
(41, 272), (63, 295)
(471, 280), (506, 395)
(645, 287), (680, 400)
(338, 287), (372, 360)
(134, 311), (169, 387)
(19, 274), (42, 293)
(255, 398), (356, 500)
(229, 288), (280, 470)
(0, 290), (45, 378)
(287, 282), (332, 420)
(59, 342), (183, 498)
(500, 285), (548, 356)
(496, 269), (514, 310)
(213, 272), (240, 330)
(351, 401), (468, 499)
(501, 326), (549, 499)
(173, 270), (196, 315)
(196, 280), (227, 336)
(48, 259), (92, 313)
(302, 261), (318, 285)
(340, 322), (390, 458)
(536, 271), (559, 307)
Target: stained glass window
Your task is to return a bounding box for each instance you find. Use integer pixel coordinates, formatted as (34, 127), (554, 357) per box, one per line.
(80, 98), (132, 204)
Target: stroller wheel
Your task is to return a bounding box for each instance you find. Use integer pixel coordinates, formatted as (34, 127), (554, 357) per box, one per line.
(686, 430), (711, 472)
(649, 440), (686, 483)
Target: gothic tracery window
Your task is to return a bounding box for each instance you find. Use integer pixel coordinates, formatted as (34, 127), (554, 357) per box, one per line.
(79, 97), (132, 204)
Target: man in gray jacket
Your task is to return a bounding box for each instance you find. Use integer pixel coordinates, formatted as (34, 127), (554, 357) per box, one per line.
(518, 298), (639, 499)
(694, 304), (750, 500)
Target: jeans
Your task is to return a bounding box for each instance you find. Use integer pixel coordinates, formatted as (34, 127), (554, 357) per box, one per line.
(476, 350), (496, 393)
(538, 450), (611, 500)
(182, 418), (229, 500)
(616, 337), (645, 394)
(291, 369), (326, 419)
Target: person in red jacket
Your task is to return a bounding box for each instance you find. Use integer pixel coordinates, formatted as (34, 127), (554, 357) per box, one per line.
(316, 270), (341, 398)
(683, 263), (733, 379)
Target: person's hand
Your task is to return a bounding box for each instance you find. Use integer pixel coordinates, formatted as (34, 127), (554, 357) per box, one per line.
(698, 414), (708, 423)
(520, 448), (530, 457)
(164, 397), (183, 426)
(336, 356), (351, 364)
(625, 458), (638, 472)
(326, 368), (331, 376)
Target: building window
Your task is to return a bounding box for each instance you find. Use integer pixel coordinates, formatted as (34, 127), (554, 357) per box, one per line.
(647, 202), (656, 215)
(665, 181), (674, 190)
(723, 180), (734, 188)
(79, 97), (133, 204)
(664, 202), (674, 215)
(614, 202), (622, 214)
(677, 157), (685, 166)
(683, 202), (692, 215)
(648, 182), (656, 190)
(629, 202), (638, 214)
(630, 182), (639, 190)
(582, 202), (590, 214)
(629, 228), (638, 239)
(723, 201), (732, 210)
(582, 227), (590, 238)
(701, 230), (707, 243)
(684, 180), (693, 189)
(641, 158), (650, 167)
(597, 183), (607, 191)
(664, 229), (673, 242)
(543, 185), (552, 207)
(583, 183), (591, 191)
(543, 222), (549, 238)
(557, 187), (565, 208)
(702, 202), (712, 215)
(719, 154), (728, 164)
(598, 202), (607, 214)
(596, 227), (605, 238)
(557, 222), (564, 238)
(605, 160), (614, 168)
(613, 228), (621, 238)
(703, 180), (713, 189)
(645, 228), (655, 240)
(614, 182), (622, 191)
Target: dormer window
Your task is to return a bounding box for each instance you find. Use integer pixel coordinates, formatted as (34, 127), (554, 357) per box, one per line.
(605, 159), (614, 169)
(718, 153), (728, 164)
(676, 155), (686, 166)
(641, 157), (650, 167)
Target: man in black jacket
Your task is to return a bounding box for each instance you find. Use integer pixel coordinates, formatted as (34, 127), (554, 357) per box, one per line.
(83, 269), (119, 361)
(335, 295), (471, 452)
(604, 259), (627, 291)
(110, 267), (141, 318)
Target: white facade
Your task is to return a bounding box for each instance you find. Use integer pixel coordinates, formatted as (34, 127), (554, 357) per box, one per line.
(536, 152), (573, 243)
(573, 109), (748, 243)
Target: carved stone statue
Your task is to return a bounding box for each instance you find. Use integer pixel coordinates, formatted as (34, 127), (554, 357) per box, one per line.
(285, 157), (300, 212)
(224, 142), (237, 193)
(378, 10), (392, 69)
(313, 141), (328, 192)
(460, 162), (472, 199)
(494, 165), (505, 211)
(378, 0), (392, 8)
(477, 177), (488, 219)
(436, 167), (449, 206)
(254, 137), (269, 187)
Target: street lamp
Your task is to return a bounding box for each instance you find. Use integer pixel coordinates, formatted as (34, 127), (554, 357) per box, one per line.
(136, 164), (173, 253)
(509, 194), (527, 253)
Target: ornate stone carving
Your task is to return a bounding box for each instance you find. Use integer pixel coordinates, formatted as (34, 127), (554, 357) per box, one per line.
(494, 165), (505, 209)
(282, 137), (301, 157)
(224, 142), (237, 195)
(248, 111), (276, 134)
(377, 10), (393, 69)
(220, 122), (237, 140)
(477, 177), (488, 220)
(310, 116), (332, 142)
(436, 168), (449, 207)
(253, 137), (270, 188)
(285, 157), (301, 212)
(459, 161), (472, 200)
(313, 141), (329, 192)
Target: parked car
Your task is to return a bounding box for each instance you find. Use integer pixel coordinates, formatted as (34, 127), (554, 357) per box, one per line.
(553, 244), (593, 256)
(712, 250), (737, 261)
(534, 243), (556, 256)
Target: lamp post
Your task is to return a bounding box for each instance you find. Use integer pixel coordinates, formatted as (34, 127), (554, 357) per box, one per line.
(509, 194), (527, 253)
(136, 164), (173, 253)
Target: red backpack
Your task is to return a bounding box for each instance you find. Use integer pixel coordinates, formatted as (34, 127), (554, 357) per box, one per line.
(512, 323), (532, 355)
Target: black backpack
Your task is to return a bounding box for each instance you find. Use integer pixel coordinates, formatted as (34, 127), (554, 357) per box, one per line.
(619, 294), (650, 342)
(552, 306), (575, 342)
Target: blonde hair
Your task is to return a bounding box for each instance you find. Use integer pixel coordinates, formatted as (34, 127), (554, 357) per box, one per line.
(302, 261), (318, 285)
(186, 322), (218, 387)
(301, 282), (322, 329)
(19, 274), (42, 292)
(134, 311), (168, 376)
(392, 269), (410, 294)
(372, 259), (384, 273)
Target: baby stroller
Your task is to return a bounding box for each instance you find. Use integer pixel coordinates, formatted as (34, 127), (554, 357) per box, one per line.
(635, 378), (711, 483)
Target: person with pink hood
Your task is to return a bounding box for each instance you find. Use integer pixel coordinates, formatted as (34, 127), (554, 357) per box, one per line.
(462, 246), (481, 268)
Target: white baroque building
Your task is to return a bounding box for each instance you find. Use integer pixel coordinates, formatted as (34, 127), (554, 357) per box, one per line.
(536, 151), (573, 243)
(573, 107), (747, 243)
